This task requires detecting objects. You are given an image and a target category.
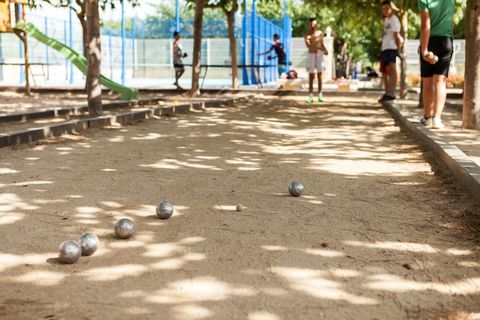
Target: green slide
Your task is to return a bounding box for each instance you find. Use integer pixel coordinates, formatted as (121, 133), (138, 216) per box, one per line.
(15, 22), (138, 101)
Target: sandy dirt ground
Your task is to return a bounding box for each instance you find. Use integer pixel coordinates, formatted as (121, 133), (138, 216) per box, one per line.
(0, 96), (479, 320)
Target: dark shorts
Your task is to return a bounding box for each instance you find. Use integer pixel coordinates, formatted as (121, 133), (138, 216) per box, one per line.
(174, 63), (185, 71)
(420, 37), (453, 78)
(380, 49), (398, 70)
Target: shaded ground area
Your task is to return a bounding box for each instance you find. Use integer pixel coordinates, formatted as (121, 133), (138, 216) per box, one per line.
(0, 96), (479, 320)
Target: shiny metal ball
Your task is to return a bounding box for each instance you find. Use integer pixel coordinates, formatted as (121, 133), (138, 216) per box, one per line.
(288, 182), (305, 197)
(79, 233), (99, 256)
(114, 218), (135, 239)
(156, 202), (174, 219)
(58, 240), (81, 264)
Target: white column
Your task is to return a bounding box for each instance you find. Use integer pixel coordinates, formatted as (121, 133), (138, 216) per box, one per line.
(323, 26), (335, 81)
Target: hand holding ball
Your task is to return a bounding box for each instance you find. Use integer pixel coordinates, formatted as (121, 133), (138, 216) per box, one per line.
(424, 51), (438, 64)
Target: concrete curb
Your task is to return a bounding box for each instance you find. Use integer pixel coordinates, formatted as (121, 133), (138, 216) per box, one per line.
(0, 96), (252, 149)
(382, 101), (480, 204)
(0, 97), (165, 124)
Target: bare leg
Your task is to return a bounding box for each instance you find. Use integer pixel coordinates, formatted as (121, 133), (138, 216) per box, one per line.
(422, 77), (434, 118)
(387, 63), (397, 97)
(382, 72), (389, 95)
(317, 72), (323, 94)
(433, 74), (447, 118)
(308, 73), (315, 95)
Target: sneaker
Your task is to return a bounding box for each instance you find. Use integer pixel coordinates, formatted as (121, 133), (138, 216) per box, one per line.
(318, 94), (324, 103)
(383, 94), (396, 101)
(378, 94), (387, 103)
(307, 96), (313, 104)
(432, 117), (444, 129)
(419, 116), (432, 127)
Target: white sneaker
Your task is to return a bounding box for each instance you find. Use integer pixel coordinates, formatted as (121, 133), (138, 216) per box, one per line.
(419, 116), (433, 127)
(432, 117), (444, 129)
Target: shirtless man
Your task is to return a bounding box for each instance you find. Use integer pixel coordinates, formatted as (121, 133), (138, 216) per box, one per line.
(304, 18), (328, 104)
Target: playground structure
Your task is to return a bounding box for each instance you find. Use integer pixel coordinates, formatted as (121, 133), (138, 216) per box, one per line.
(0, 0), (138, 99)
(0, 0), (30, 93)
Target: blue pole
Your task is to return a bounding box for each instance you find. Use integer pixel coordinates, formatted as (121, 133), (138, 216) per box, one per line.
(18, 4), (24, 84)
(121, 2), (126, 85)
(241, 11), (248, 85)
(64, 20), (68, 81)
(44, 17), (50, 81)
(175, 0), (180, 32)
(142, 20), (146, 77)
(108, 30), (113, 78)
(250, 0), (256, 84)
(283, 0), (287, 18)
(69, 4), (74, 84)
(131, 17), (136, 78)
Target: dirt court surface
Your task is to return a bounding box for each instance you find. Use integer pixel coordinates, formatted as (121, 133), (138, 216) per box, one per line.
(0, 96), (479, 320)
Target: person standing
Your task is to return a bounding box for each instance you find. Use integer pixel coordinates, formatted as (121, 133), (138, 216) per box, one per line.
(418, 0), (454, 129)
(173, 31), (187, 90)
(304, 18), (328, 104)
(258, 33), (288, 76)
(379, 1), (403, 102)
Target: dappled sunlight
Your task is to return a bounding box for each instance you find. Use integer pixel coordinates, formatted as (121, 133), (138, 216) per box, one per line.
(0, 253), (53, 272)
(248, 311), (281, 320)
(0, 168), (19, 174)
(172, 304), (212, 320)
(13, 270), (66, 286)
(345, 240), (439, 254)
(131, 133), (164, 140)
(345, 240), (475, 256)
(271, 267), (377, 305)
(81, 264), (148, 281)
(140, 159), (222, 171)
(366, 274), (480, 295)
(146, 277), (255, 304)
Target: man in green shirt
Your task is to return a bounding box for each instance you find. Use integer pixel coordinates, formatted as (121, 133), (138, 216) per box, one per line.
(418, 0), (455, 129)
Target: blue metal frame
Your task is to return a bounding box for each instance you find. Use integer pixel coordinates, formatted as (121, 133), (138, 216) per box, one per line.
(131, 17), (136, 78)
(44, 17), (50, 81)
(121, 2), (126, 85)
(68, 5), (74, 84)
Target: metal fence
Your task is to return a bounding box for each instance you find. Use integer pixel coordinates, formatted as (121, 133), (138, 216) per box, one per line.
(0, 11), (293, 87)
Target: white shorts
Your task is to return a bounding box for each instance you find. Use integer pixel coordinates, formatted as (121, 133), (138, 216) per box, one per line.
(307, 52), (324, 73)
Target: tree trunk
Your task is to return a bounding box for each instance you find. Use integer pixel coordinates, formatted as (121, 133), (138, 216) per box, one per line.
(191, 0), (205, 97)
(226, 10), (239, 89)
(86, 0), (102, 115)
(463, 0), (480, 129)
(77, 0), (87, 58)
(399, 7), (408, 99)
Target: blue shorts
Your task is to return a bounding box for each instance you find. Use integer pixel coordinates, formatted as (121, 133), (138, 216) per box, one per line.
(380, 49), (398, 67)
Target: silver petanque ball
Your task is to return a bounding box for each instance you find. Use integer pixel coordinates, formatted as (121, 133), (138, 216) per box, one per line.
(114, 218), (135, 239)
(156, 202), (174, 219)
(79, 233), (99, 256)
(288, 181), (305, 197)
(58, 240), (81, 264)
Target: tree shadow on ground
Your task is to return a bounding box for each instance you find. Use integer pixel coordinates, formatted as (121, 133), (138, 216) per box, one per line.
(0, 95), (479, 320)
